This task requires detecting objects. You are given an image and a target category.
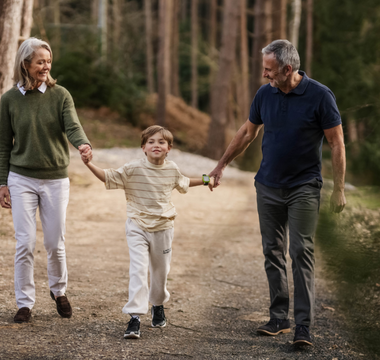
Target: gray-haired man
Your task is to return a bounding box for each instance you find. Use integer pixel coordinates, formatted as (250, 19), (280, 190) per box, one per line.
(209, 40), (346, 346)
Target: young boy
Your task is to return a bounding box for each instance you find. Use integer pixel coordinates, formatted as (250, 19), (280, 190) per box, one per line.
(82, 125), (214, 339)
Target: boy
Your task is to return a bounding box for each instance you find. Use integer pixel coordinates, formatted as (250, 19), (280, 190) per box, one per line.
(82, 125), (214, 339)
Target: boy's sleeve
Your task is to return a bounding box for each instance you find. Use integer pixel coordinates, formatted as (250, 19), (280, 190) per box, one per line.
(104, 164), (129, 190)
(174, 167), (190, 194)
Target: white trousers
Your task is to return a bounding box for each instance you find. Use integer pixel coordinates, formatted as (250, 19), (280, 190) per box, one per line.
(123, 218), (173, 315)
(7, 172), (70, 309)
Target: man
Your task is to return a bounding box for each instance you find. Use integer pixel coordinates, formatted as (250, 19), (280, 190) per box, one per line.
(209, 40), (346, 346)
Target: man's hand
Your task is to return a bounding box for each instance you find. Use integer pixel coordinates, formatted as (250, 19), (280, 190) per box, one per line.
(0, 186), (11, 209)
(209, 166), (224, 189)
(79, 144), (92, 164)
(330, 189), (346, 213)
(208, 177), (215, 191)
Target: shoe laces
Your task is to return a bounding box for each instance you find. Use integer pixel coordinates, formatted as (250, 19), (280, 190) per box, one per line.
(295, 324), (309, 336)
(153, 305), (165, 320)
(128, 316), (140, 327)
(268, 318), (283, 326)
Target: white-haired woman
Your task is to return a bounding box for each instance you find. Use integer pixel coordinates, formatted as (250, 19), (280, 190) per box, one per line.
(0, 38), (92, 323)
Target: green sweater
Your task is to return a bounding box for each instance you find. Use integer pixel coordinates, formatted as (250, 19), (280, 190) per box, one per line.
(0, 85), (90, 184)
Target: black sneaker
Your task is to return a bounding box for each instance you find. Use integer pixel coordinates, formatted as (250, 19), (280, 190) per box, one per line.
(151, 305), (166, 327)
(124, 317), (140, 339)
(293, 324), (313, 346)
(257, 318), (291, 336)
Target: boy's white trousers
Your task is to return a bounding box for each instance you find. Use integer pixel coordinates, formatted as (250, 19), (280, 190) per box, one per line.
(123, 218), (173, 315)
(8, 172), (70, 309)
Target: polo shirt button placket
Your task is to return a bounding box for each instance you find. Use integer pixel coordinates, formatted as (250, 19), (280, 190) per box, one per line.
(282, 98), (287, 112)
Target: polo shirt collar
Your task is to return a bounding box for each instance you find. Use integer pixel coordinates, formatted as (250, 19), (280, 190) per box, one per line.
(17, 82), (47, 95)
(271, 70), (309, 95)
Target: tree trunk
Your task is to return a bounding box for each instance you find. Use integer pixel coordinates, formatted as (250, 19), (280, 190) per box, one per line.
(181, 0), (187, 21)
(289, 0), (302, 48)
(100, 0), (108, 63)
(157, 0), (173, 125)
(347, 116), (359, 156)
(91, 0), (98, 24)
(264, 0), (272, 44)
(0, 0), (23, 97)
(145, 0), (155, 93)
(305, 0), (313, 76)
(112, 0), (121, 52)
(208, 0), (217, 85)
(203, 0), (239, 160)
(271, 0), (286, 40)
(51, 0), (61, 60)
(20, 0), (34, 41)
(242, 0), (273, 172)
(33, 0), (48, 41)
(238, 0), (249, 122)
(250, 0), (263, 96)
(171, 0), (180, 97)
(191, 0), (198, 108)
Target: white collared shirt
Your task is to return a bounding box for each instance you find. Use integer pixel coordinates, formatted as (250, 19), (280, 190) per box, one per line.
(17, 82), (47, 95)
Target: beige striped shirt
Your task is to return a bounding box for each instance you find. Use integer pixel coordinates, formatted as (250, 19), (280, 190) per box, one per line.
(104, 157), (190, 232)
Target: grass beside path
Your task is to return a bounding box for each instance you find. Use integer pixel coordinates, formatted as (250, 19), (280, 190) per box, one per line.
(316, 186), (380, 358)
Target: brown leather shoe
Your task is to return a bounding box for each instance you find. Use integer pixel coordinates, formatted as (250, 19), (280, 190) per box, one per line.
(50, 291), (72, 318)
(14, 307), (32, 323)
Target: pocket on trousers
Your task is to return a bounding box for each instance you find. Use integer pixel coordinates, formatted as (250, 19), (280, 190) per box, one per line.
(304, 178), (323, 190)
(7, 172), (19, 187)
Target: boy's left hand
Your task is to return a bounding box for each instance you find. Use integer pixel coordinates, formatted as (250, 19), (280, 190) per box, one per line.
(79, 144), (93, 164)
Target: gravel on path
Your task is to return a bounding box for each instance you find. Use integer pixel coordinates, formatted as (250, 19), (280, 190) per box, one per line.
(0, 148), (366, 359)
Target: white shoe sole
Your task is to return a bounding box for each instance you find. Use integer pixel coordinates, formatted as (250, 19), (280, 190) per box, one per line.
(151, 321), (166, 328)
(124, 332), (140, 339)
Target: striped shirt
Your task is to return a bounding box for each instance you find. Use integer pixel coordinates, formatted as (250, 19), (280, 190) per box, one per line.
(104, 157), (190, 232)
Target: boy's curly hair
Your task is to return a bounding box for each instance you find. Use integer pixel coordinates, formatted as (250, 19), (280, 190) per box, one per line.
(141, 125), (174, 148)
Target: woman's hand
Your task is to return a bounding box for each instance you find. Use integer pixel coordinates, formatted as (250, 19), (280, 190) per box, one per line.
(78, 144), (92, 164)
(0, 186), (11, 209)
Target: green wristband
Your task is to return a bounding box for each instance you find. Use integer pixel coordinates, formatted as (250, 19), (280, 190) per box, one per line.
(202, 174), (210, 185)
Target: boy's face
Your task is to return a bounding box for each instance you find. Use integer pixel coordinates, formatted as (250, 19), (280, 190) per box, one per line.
(142, 132), (172, 165)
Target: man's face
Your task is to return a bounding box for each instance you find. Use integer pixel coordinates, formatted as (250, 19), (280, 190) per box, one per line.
(262, 53), (287, 88)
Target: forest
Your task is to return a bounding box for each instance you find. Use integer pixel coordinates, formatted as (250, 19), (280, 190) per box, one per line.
(2, 0), (380, 181)
(1, 0), (380, 358)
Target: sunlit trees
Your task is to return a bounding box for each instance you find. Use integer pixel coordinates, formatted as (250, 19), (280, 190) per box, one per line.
(204, 0), (240, 160)
(0, 0), (33, 97)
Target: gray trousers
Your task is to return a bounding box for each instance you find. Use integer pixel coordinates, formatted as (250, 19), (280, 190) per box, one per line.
(255, 179), (321, 326)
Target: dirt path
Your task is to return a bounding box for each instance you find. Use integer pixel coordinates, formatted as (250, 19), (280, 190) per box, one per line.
(0, 149), (365, 359)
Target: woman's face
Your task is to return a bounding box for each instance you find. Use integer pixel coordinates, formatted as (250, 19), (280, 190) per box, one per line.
(26, 48), (52, 86)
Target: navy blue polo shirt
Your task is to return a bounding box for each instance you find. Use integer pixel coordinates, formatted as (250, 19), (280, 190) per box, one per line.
(249, 71), (341, 188)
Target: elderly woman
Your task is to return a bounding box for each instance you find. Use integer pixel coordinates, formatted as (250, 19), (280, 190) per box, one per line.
(0, 38), (92, 323)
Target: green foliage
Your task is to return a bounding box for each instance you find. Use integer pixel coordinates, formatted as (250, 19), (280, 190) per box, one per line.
(51, 50), (147, 126)
(313, 0), (380, 184)
(32, 0), (149, 126)
(178, 20), (213, 113)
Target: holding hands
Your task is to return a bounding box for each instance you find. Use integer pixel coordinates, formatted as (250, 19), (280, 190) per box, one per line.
(79, 144), (92, 164)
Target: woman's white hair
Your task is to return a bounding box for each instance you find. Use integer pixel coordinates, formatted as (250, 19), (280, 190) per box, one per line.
(13, 37), (56, 90)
